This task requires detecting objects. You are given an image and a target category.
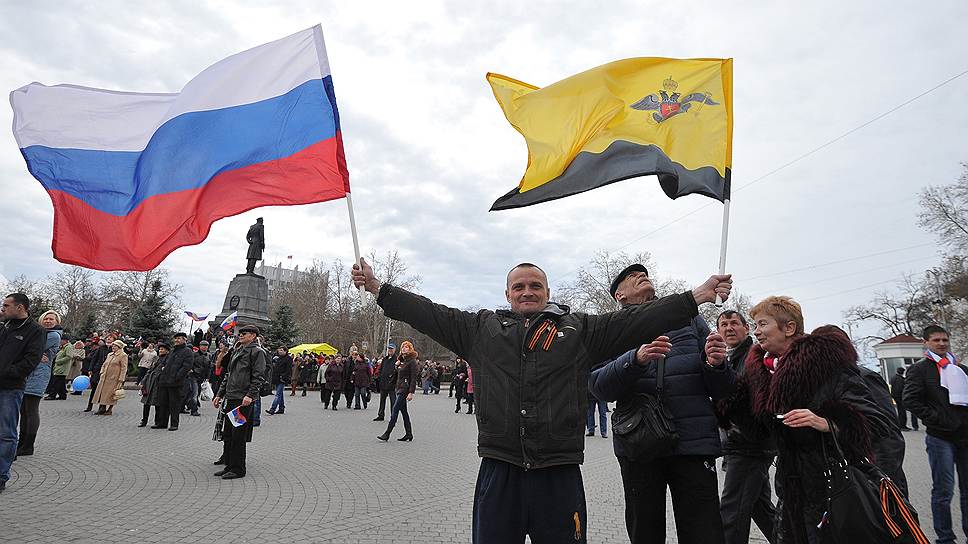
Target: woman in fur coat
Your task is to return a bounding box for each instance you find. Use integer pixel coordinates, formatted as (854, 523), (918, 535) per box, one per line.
(713, 296), (892, 544)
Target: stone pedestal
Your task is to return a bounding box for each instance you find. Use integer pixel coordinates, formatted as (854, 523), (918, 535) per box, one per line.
(211, 273), (271, 332)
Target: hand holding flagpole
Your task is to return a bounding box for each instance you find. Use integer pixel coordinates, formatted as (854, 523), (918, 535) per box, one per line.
(715, 198), (730, 306)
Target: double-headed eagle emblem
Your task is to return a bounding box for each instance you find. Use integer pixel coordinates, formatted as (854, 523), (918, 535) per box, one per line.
(630, 76), (719, 123)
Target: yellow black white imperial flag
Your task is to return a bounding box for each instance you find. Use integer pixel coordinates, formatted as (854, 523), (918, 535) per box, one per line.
(487, 58), (733, 211)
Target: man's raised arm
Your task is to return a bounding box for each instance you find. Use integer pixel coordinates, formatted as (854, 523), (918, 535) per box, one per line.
(582, 274), (732, 363)
(352, 258), (482, 357)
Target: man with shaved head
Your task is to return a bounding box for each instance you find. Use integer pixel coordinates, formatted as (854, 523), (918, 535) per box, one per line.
(353, 259), (731, 544)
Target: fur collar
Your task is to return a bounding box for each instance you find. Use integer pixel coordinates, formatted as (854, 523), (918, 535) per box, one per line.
(744, 332), (858, 416)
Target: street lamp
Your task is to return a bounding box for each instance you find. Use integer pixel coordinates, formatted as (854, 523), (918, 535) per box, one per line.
(926, 269), (948, 329)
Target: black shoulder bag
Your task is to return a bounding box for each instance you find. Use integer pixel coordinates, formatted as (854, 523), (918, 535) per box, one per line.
(818, 420), (928, 544)
(610, 356), (679, 462)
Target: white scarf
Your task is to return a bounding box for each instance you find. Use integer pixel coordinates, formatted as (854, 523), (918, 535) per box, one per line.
(927, 351), (968, 407)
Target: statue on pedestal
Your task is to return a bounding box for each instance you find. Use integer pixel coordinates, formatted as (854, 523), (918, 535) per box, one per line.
(246, 218), (265, 275)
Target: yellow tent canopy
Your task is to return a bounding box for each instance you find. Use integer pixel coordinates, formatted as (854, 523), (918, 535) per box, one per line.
(288, 343), (339, 356)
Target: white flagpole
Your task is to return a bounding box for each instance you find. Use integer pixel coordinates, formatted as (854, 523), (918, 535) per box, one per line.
(346, 193), (364, 292)
(715, 198), (731, 306)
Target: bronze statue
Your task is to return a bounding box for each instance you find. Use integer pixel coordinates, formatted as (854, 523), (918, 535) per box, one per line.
(246, 217), (265, 274)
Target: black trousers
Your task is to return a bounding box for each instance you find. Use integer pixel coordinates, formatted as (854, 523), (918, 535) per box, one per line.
(221, 399), (251, 476)
(320, 386), (330, 405)
(343, 387), (353, 407)
(377, 390), (394, 417)
(618, 455), (725, 544)
(721, 454), (776, 544)
(141, 403), (152, 424)
(86, 376), (100, 408)
(385, 392), (412, 435)
(472, 458), (586, 544)
(331, 390), (341, 407)
(154, 386), (183, 428)
(48, 376), (68, 399)
(895, 399), (919, 429)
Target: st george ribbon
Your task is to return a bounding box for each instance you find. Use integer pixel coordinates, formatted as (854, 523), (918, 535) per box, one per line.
(9, 25), (350, 271)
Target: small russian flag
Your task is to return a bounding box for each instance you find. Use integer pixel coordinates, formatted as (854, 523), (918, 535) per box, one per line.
(220, 311), (238, 331)
(226, 406), (247, 427)
(185, 310), (209, 322)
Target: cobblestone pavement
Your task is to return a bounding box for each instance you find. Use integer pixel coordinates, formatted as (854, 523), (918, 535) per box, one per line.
(0, 390), (955, 543)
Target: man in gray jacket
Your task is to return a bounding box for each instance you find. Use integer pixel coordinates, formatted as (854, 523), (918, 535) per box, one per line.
(212, 324), (266, 480)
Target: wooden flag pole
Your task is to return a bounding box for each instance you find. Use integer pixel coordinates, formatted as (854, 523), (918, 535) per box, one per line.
(346, 193), (364, 292)
(715, 198), (731, 306)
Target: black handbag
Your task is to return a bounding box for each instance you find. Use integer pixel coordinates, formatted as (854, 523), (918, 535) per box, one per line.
(610, 356), (679, 462)
(818, 421), (928, 544)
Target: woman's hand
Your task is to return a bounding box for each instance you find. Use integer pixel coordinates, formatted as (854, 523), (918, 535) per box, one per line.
(781, 409), (830, 432)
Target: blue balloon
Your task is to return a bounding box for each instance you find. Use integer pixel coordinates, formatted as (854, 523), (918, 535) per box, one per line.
(72, 375), (91, 392)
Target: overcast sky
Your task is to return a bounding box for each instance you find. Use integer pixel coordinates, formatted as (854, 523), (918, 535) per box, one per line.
(2, 1), (966, 341)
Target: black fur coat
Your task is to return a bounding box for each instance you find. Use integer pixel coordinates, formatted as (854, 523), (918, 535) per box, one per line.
(719, 331), (893, 544)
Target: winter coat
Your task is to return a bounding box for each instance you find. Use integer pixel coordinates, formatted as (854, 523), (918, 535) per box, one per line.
(91, 350), (128, 406)
(324, 362), (344, 390)
(191, 350), (211, 381)
(140, 357), (164, 405)
(0, 317), (45, 391)
(270, 354), (293, 386)
(299, 359), (317, 384)
(342, 359), (355, 392)
(376, 283), (699, 469)
(715, 336), (778, 457)
(157, 344), (193, 387)
(589, 315), (735, 458)
(903, 356), (968, 445)
(395, 355), (419, 394)
(379, 355), (398, 392)
(24, 327), (61, 396)
(67, 346), (85, 381)
(84, 344), (111, 381)
(720, 332), (893, 544)
(858, 365), (908, 495)
(352, 360), (371, 387)
(317, 363), (328, 384)
(138, 348), (158, 369)
(466, 365), (474, 394)
(215, 342), (267, 401)
(53, 344), (72, 376)
(890, 369), (906, 402)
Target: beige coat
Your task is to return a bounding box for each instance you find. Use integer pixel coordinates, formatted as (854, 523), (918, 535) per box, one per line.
(92, 351), (128, 406)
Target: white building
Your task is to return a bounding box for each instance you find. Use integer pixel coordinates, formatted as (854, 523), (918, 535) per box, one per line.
(256, 262), (307, 302)
(873, 334), (924, 384)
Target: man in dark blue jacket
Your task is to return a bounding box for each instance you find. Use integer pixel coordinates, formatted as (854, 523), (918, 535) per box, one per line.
(0, 293), (46, 493)
(589, 264), (736, 544)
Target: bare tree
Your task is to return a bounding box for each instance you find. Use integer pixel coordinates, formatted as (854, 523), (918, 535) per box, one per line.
(919, 163), (968, 252)
(845, 275), (935, 341)
(38, 266), (99, 334)
(97, 269), (181, 332)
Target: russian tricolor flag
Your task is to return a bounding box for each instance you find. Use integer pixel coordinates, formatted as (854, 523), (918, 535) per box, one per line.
(10, 25), (349, 271)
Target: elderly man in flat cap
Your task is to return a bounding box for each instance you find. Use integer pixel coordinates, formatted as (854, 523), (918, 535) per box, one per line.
(589, 264), (736, 544)
(212, 324), (266, 479)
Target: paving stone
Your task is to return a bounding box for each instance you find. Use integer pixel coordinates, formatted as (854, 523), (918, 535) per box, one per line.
(0, 393), (952, 542)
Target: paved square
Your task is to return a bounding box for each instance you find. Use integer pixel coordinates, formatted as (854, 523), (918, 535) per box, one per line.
(0, 390), (954, 543)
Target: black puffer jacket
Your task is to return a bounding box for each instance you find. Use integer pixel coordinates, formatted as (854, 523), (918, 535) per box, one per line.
(589, 315), (736, 458)
(270, 353), (293, 386)
(376, 283), (699, 470)
(378, 354), (398, 392)
(722, 333), (893, 544)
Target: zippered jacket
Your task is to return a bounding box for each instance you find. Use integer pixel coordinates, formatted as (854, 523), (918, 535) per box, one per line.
(376, 283), (699, 469)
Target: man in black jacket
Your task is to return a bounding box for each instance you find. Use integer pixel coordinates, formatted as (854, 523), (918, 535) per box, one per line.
(213, 324), (267, 479)
(185, 340), (210, 417)
(373, 344), (397, 421)
(903, 325), (968, 544)
(83, 337), (112, 412)
(892, 367), (918, 431)
(266, 346), (292, 415)
(589, 265), (736, 544)
(709, 310), (777, 544)
(352, 258), (731, 544)
(152, 332), (193, 431)
(0, 293), (46, 493)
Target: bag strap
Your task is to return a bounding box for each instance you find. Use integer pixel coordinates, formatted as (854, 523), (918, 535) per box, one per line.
(656, 356), (666, 398)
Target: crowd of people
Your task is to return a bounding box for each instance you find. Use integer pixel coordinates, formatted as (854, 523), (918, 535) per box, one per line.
(2, 253), (967, 544)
